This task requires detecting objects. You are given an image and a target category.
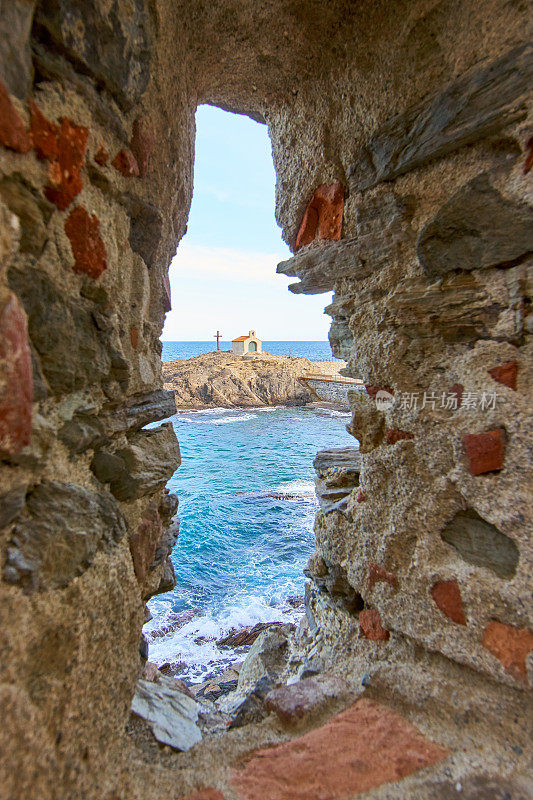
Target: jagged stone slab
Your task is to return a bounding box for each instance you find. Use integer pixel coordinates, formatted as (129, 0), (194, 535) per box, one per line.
(33, 0), (153, 111)
(131, 678), (202, 751)
(91, 423), (180, 501)
(277, 192), (411, 294)
(3, 481), (127, 591)
(277, 238), (375, 294)
(349, 43), (532, 191)
(313, 447), (361, 477)
(417, 171), (533, 278)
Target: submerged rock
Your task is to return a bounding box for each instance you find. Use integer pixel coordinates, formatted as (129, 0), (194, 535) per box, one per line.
(217, 621), (294, 649)
(131, 678), (201, 751)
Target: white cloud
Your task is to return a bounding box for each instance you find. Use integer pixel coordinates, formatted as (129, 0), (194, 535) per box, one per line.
(169, 242), (290, 285)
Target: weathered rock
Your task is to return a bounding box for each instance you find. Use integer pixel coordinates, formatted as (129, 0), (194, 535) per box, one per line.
(59, 390), (176, 455)
(217, 621), (291, 649)
(0, 177), (54, 256)
(228, 676), (275, 729)
(0, 292), (33, 456)
(237, 625), (293, 691)
(91, 423), (180, 501)
(348, 43), (533, 190)
(482, 621), (533, 684)
(131, 678), (201, 751)
(123, 195), (163, 268)
(130, 116), (154, 176)
(129, 501), (162, 585)
(65, 206), (108, 279)
(0, 80), (31, 153)
(307, 558), (363, 614)
(0, 486), (27, 529)
(155, 557), (176, 595)
(8, 267), (113, 395)
(265, 674), (353, 725)
(230, 698), (448, 800)
(3, 481), (127, 591)
(152, 519), (179, 568)
(0, 0), (35, 98)
(440, 509), (519, 579)
(34, 0), (153, 111)
(278, 191), (412, 294)
(313, 447), (360, 514)
(417, 171), (533, 278)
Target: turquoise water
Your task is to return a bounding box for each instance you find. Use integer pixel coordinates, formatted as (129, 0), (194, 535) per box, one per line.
(146, 344), (354, 680)
(161, 340), (335, 361)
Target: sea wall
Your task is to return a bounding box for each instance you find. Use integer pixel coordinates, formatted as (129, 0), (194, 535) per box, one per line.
(0, 1), (531, 797)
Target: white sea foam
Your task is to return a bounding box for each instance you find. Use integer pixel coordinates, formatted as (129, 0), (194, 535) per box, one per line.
(146, 594), (303, 681)
(314, 408), (351, 418)
(272, 478), (316, 495)
(178, 412), (257, 425)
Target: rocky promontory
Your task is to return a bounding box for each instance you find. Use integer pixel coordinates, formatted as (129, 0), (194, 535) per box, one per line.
(162, 351), (318, 409)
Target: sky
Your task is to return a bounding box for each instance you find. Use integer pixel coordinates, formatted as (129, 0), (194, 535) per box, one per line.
(161, 105), (332, 341)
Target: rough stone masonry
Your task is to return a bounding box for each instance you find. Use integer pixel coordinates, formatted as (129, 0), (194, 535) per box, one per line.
(0, 2), (531, 799)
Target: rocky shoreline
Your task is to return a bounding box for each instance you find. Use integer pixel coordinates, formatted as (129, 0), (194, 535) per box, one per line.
(162, 351), (331, 409)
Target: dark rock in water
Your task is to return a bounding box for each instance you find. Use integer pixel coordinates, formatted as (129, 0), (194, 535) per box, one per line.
(159, 661), (188, 676)
(148, 608), (202, 639)
(286, 595), (305, 608)
(3, 481), (127, 591)
(217, 621), (295, 649)
(197, 679), (238, 702)
(229, 676), (275, 729)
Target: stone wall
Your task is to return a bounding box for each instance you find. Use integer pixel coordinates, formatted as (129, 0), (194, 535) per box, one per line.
(0, 1), (531, 797)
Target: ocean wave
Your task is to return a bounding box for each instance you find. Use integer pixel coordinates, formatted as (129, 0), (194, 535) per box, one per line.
(178, 412), (258, 424)
(145, 594), (304, 682)
(314, 408), (351, 418)
(272, 479), (316, 494)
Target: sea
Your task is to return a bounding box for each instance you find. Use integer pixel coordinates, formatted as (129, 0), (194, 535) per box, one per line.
(145, 342), (355, 682)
